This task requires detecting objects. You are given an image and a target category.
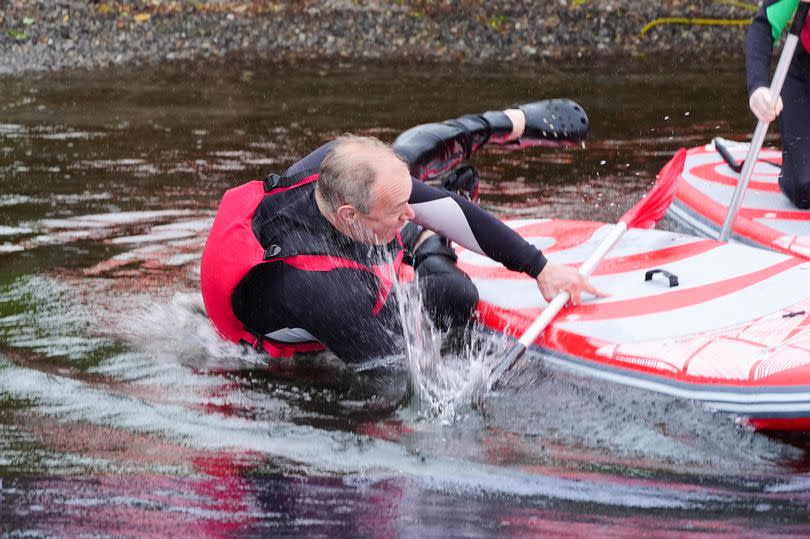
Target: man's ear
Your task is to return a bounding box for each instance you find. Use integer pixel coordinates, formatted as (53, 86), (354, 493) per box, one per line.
(335, 204), (358, 224)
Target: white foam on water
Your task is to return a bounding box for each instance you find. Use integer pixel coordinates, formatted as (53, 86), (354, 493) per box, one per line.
(110, 229), (199, 245)
(0, 353), (732, 510)
(80, 158), (146, 168)
(8, 336), (112, 359)
(118, 292), (268, 372)
(38, 131), (104, 141)
(244, 158), (279, 166)
(40, 210), (196, 229)
(212, 151), (253, 158)
(0, 276), (115, 362)
(51, 192), (112, 203)
(0, 226), (32, 236)
(211, 161), (248, 172)
(0, 244), (24, 253)
(765, 476), (810, 493)
(160, 253), (202, 267)
(0, 194), (34, 207)
(0, 123), (26, 135)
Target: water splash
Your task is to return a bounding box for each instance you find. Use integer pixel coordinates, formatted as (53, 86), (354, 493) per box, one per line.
(121, 292), (267, 371)
(393, 276), (508, 424)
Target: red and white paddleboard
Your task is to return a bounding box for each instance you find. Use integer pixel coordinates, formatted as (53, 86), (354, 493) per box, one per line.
(668, 138), (810, 258)
(460, 219), (810, 431)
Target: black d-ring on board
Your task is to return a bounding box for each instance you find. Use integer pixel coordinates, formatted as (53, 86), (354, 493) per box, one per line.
(645, 269), (679, 288)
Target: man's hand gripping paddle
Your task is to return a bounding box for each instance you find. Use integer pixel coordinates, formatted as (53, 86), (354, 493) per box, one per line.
(719, 1), (810, 241)
(488, 148), (687, 390)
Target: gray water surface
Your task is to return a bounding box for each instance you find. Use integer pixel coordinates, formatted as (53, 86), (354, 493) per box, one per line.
(2, 59), (810, 536)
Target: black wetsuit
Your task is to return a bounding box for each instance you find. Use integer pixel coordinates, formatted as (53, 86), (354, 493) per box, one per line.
(746, 0), (810, 208)
(232, 111), (548, 367)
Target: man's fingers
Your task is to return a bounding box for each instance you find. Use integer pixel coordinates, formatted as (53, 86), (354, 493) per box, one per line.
(753, 99), (775, 122)
(581, 279), (609, 298)
(750, 88), (779, 123)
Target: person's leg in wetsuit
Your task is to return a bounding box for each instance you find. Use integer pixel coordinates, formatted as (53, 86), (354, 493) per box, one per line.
(778, 59), (810, 209)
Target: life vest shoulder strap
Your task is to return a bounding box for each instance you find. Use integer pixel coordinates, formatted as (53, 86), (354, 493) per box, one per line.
(263, 169), (319, 193)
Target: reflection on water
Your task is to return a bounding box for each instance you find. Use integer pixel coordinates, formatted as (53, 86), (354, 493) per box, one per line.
(2, 59), (810, 535)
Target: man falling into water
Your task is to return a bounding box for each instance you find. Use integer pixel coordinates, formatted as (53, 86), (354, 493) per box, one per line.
(200, 100), (604, 377)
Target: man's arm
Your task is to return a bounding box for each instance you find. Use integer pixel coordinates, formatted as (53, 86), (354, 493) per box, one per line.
(745, 0), (780, 96)
(408, 180), (547, 276)
(408, 180), (604, 304)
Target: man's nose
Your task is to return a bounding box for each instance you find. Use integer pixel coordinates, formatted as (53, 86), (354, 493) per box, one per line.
(403, 203), (415, 221)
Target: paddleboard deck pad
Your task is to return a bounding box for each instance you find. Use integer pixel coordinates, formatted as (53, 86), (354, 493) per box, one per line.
(460, 219), (810, 431)
(668, 138), (810, 258)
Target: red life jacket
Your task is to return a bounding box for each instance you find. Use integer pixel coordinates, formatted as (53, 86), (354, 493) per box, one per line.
(200, 172), (404, 358)
(802, 11), (810, 54)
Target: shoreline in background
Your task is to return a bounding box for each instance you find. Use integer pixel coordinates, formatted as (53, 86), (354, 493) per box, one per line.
(0, 0), (758, 76)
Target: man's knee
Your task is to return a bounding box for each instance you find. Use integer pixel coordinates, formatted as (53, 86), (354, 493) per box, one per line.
(412, 235), (478, 328)
(413, 234), (457, 275)
(793, 180), (810, 209)
(781, 140), (810, 208)
(421, 274), (478, 329)
(780, 171), (810, 209)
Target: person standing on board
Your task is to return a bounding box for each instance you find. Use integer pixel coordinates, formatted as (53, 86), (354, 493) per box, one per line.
(201, 101), (605, 370)
(746, 0), (810, 208)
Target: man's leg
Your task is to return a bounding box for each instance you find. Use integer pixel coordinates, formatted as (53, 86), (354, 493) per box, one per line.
(412, 234), (479, 330)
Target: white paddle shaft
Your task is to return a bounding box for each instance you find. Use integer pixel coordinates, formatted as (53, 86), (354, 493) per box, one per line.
(517, 221), (626, 348)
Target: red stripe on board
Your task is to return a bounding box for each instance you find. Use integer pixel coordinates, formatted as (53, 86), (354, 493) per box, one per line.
(478, 257), (804, 327)
(677, 176), (810, 259)
(506, 220), (604, 254)
(675, 177), (785, 246)
(459, 238), (718, 280)
(740, 207), (810, 222)
(476, 301), (535, 338)
(688, 161), (780, 193)
(748, 417), (810, 432)
(566, 257), (804, 321)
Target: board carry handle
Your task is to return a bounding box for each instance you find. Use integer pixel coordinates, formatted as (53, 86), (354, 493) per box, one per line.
(714, 138), (782, 173)
(714, 138), (744, 173)
(645, 268), (679, 288)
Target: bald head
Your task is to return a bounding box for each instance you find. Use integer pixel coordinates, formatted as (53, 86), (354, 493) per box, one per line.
(317, 134), (408, 215)
(316, 134), (416, 244)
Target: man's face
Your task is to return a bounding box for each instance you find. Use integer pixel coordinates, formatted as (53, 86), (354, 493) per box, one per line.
(357, 156), (415, 245)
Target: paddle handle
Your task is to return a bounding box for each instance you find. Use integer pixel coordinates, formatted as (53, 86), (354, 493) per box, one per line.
(719, 3), (810, 241)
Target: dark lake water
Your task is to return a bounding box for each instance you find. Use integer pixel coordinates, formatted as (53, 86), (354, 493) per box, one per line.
(2, 58), (810, 536)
